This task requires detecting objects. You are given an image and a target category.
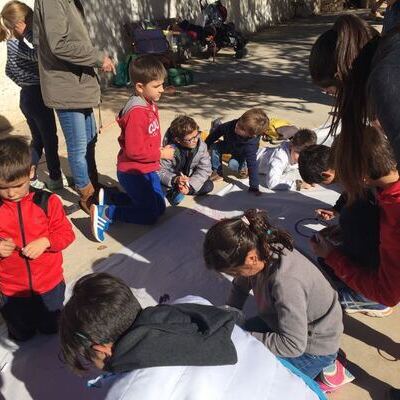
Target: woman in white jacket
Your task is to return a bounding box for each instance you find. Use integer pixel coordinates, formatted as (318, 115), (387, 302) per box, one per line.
(60, 273), (325, 400)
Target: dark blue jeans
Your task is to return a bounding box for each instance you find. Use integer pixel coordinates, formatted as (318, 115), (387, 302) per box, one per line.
(56, 109), (97, 189)
(107, 171), (166, 225)
(0, 281), (65, 341)
(19, 85), (61, 180)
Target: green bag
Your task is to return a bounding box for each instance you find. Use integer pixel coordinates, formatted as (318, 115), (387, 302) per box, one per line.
(113, 53), (138, 87)
(167, 67), (194, 87)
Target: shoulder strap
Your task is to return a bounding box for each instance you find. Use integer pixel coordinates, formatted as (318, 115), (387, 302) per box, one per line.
(32, 189), (52, 216)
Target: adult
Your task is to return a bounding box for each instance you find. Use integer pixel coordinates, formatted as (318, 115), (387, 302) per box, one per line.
(309, 13), (400, 200)
(310, 14), (400, 400)
(33, 0), (114, 213)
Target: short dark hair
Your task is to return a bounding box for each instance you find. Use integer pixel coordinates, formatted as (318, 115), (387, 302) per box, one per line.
(363, 126), (397, 180)
(298, 144), (331, 184)
(0, 136), (32, 182)
(203, 209), (293, 274)
(60, 273), (142, 373)
(129, 54), (167, 85)
(169, 115), (199, 141)
(291, 129), (317, 152)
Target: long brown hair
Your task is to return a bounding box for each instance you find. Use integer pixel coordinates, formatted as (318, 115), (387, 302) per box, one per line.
(0, 1), (32, 42)
(203, 209), (293, 274)
(310, 14), (381, 201)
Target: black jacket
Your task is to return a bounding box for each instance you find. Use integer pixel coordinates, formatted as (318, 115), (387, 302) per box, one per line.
(205, 119), (260, 189)
(369, 30), (400, 166)
(105, 303), (237, 373)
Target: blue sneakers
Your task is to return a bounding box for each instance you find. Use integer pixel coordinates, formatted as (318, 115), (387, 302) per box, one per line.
(338, 288), (392, 317)
(90, 204), (112, 242)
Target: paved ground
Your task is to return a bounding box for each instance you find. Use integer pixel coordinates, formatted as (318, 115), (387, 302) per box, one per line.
(5, 10), (399, 400)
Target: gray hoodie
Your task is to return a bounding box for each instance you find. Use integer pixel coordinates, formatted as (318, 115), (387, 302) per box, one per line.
(228, 248), (343, 358)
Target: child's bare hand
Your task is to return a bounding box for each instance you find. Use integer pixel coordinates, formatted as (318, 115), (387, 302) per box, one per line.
(309, 234), (334, 258)
(315, 208), (336, 221)
(301, 181), (314, 190)
(160, 145), (175, 160)
(22, 237), (50, 260)
(178, 184), (190, 195)
(176, 175), (189, 186)
(0, 238), (16, 258)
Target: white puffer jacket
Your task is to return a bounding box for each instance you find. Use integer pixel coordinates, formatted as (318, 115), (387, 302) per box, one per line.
(103, 296), (322, 400)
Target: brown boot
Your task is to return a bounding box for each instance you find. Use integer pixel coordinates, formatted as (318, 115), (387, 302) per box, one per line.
(77, 183), (95, 214)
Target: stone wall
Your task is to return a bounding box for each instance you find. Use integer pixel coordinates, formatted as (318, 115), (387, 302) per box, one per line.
(0, 0), (320, 130)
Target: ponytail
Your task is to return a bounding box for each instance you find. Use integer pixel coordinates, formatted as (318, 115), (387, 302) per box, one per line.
(203, 209), (293, 274)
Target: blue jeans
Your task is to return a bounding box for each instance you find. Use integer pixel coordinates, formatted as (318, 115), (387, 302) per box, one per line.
(244, 316), (336, 378)
(56, 109), (97, 189)
(210, 142), (246, 174)
(20, 85), (61, 180)
(281, 352), (337, 379)
(107, 171), (165, 224)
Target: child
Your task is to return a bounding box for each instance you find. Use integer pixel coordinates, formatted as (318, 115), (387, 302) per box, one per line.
(160, 115), (213, 206)
(60, 272), (326, 400)
(0, 137), (74, 341)
(0, 1), (63, 190)
(203, 209), (349, 390)
(299, 143), (391, 316)
(310, 127), (400, 308)
(205, 108), (269, 195)
(257, 128), (317, 190)
(90, 55), (175, 242)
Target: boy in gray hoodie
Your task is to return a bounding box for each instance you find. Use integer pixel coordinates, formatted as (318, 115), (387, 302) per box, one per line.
(160, 116), (213, 205)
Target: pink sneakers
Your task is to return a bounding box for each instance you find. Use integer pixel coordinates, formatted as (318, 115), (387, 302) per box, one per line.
(318, 358), (355, 393)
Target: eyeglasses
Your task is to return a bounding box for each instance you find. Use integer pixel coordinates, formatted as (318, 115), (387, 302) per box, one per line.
(181, 132), (200, 144)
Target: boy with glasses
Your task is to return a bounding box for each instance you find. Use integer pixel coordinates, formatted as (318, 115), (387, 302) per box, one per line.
(160, 115), (213, 205)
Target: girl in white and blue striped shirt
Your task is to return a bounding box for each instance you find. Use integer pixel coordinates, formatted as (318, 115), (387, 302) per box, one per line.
(0, 1), (63, 190)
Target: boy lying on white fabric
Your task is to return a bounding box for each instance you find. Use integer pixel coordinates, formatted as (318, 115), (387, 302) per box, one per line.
(257, 129), (317, 190)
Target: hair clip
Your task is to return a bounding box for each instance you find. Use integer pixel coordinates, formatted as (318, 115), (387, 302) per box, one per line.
(241, 215), (250, 226)
(266, 229), (272, 235)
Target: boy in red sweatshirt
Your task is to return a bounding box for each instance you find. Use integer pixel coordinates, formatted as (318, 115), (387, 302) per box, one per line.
(90, 55), (174, 242)
(0, 137), (75, 341)
(310, 127), (400, 307)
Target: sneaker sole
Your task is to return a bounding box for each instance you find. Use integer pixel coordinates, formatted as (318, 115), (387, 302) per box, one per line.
(344, 307), (393, 318)
(98, 188), (105, 206)
(90, 205), (104, 243)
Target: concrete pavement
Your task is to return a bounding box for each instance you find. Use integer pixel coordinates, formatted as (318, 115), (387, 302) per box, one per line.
(5, 11), (399, 400)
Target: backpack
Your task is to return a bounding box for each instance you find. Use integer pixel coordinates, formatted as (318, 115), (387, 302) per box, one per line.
(133, 28), (170, 55)
(31, 188), (52, 216)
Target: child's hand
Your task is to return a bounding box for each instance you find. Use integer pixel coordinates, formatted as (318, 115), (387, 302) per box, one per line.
(22, 237), (50, 260)
(301, 181), (314, 190)
(315, 208), (336, 221)
(0, 238), (16, 258)
(175, 175), (189, 187)
(178, 184), (190, 195)
(309, 234), (334, 258)
(248, 187), (262, 196)
(160, 145), (175, 160)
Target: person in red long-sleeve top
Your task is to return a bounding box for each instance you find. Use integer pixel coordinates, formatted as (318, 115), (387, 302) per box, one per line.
(0, 136), (75, 342)
(90, 55), (175, 242)
(310, 127), (400, 307)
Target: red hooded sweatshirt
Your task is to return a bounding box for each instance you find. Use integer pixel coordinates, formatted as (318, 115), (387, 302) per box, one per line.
(326, 180), (400, 306)
(116, 96), (161, 174)
(0, 191), (75, 297)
